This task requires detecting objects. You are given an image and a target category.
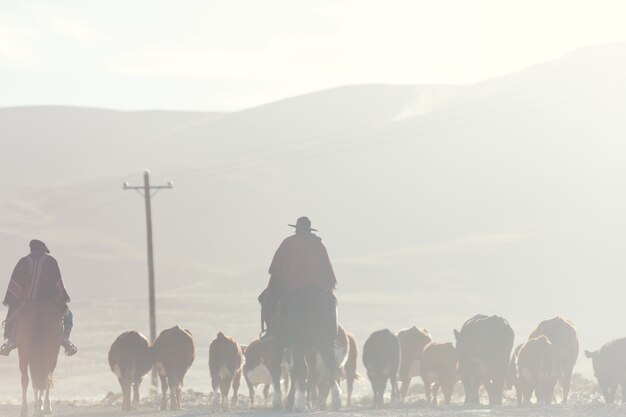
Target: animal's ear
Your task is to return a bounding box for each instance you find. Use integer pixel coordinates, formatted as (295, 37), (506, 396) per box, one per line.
(454, 329), (460, 341)
(584, 350), (595, 359)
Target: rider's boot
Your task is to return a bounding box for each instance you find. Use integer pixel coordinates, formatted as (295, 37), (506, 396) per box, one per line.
(0, 338), (17, 356)
(61, 337), (77, 356)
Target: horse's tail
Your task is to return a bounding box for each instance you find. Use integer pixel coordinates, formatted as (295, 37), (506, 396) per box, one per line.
(30, 309), (51, 390)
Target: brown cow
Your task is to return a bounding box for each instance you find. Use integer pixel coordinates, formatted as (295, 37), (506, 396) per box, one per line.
(243, 337), (291, 408)
(307, 324), (350, 409)
(152, 326), (195, 411)
(363, 329), (400, 407)
(585, 337), (626, 404)
(454, 315), (514, 405)
(342, 332), (359, 406)
(515, 336), (559, 405)
(529, 316), (579, 404)
(209, 332), (244, 411)
(108, 331), (152, 411)
(397, 326), (432, 401)
(420, 342), (458, 405)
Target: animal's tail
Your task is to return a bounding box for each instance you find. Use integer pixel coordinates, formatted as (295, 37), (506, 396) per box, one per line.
(30, 309), (52, 390)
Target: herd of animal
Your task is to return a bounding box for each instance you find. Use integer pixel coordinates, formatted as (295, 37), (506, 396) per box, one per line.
(107, 315), (626, 412)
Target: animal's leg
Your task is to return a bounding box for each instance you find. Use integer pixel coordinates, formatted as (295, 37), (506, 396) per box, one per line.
(286, 351), (303, 411)
(132, 378), (141, 410)
(246, 378), (255, 409)
(168, 376), (180, 411)
(176, 382), (183, 411)
(399, 376), (410, 402)
(462, 379), (478, 405)
(346, 374), (354, 406)
(231, 370), (241, 408)
(319, 343), (341, 411)
(120, 377), (131, 411)
(283, 365), (291, 395)
(220, 376), (232, 410)
(432, 382), (440, 406)
(271, 345), (285, 410)
(442, 380), (454, 405)
(424, 379), (432, 404)
(43, 389), (51, 415)
(289, 346), (308, 412)
(561, 366), (573, 405)
(33, 389), (43, 417)
(159, 374), (168, 411)
(318, 380), (330, 410)
(211, 373), (221, 411)
(20, 366), (28, 417)
(490, 372), (505, 406)
(390, 374), (400, 404)
(263, 384), (270, 405)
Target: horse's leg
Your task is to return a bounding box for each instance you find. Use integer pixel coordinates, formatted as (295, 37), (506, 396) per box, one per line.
(20, 357), (28, 417)
(271, 344), (285, 410)
(319, 343), (342, 411)
(33, 389), (43, 417)
(159, 374), (168, 411)
(43, 389), (51, 414)
(290, 348), (307, 412)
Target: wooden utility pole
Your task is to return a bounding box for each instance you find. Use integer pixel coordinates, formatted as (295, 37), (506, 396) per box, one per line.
(123, 170), (172, 385)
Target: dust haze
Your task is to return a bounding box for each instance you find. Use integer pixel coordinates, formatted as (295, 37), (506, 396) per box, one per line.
(1, 1), (626, 413)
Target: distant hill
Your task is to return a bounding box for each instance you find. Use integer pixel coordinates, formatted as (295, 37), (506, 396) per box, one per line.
(1, 43), (626, 359)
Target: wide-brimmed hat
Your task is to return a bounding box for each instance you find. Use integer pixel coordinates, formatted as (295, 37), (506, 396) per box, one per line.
(288, 216), (318, 232)
(29, 239), (50, 253)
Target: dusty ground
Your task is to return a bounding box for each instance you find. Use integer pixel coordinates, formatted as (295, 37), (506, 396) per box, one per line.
(1, 402), (625, 417)
(1, 385), (623, 417)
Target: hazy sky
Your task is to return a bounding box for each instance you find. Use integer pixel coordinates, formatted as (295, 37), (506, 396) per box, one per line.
(2, 0), (626, 111)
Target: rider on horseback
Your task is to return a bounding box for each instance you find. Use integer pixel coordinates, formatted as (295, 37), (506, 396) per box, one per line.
(1, 239), (77, 356)
(259, 217), (337, 337)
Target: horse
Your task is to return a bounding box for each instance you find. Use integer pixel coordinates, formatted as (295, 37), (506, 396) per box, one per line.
(14, 302), (65, 417)
(269, 286), (341, 411)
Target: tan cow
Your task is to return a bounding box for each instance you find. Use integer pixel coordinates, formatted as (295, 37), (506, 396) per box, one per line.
(529, 316), (579, 404)
(585, 337), (626, 404)
(243, 336), (290, 408)
(152, 326), (195, 411)
(420, 342), (458, 405)
(515, 336), (559, 405)
(108, 331), (152, 411)
(209, 332), (244, 411)
(397, 326), (432, 401)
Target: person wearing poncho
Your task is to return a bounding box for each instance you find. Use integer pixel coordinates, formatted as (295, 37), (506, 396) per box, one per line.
(259, 217), (337, 336)
(1, 239), (77, 356)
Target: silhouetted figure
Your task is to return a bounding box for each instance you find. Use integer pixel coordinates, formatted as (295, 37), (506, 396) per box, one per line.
(259, 217), (337, 337)
(1, 240), (77, 356)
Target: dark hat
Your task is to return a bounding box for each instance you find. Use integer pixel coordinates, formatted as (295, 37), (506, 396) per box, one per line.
(29, 239), (50, 254)
(288, 216), (318, 232)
